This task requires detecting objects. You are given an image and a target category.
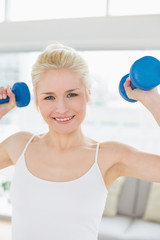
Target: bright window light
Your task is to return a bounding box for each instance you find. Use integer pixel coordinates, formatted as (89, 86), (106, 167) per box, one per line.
(9, 0), (107, 21)
(109, 0), (160, 16)
(0, 0), (5, 22)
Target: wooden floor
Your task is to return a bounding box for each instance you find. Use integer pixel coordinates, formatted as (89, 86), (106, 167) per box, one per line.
(0, 220), (12, 240)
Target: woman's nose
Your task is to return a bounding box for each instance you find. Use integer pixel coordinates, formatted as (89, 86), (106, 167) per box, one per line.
(55, 99), (69, 114)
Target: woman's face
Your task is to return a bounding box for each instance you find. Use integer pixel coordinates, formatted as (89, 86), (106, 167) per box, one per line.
(37, 68), (89, 134)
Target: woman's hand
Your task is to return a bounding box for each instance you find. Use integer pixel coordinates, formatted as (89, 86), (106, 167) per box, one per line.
(124, 76), (160, 126)
(124, 77), (158, 102)
(0, 86), (16, 119)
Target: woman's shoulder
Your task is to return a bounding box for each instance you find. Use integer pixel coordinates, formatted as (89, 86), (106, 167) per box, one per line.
(99, 140), (131, 161)
(100, 140), (130, 150)
(1, 131), (33, 164)
(3, 131), (33, 145)
(99, 140), (123, 150)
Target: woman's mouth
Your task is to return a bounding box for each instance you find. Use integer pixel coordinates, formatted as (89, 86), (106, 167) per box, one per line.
(53, 115), (75, 123)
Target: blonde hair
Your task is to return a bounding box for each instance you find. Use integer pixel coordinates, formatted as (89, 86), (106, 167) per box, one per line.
(31, 43), (91, 106)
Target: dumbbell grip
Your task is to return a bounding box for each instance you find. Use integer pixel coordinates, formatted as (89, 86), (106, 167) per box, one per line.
(130, 81), (136, 90)
(0, 82), (30, 107)
(0, 87), (19, 104)
(0, 96), (10, 104)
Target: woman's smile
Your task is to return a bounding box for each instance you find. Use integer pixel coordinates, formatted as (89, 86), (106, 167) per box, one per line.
(53, 115), (75, 124)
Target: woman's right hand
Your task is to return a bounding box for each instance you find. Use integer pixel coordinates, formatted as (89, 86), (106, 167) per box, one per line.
(0, 86), (16, 119)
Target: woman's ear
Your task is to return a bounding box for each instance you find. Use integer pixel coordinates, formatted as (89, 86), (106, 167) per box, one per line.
(86, 89), (91, 102)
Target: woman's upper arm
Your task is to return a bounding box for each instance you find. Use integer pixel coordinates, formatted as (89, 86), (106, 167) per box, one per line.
(0, 142), (13, 169)
(0, 131), (32, 169)
(118, 143), (160, 183)
(102, 141), (160, 188)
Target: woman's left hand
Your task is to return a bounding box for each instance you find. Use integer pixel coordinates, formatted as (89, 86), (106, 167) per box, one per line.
(124, 76), (159, 103)
(124, 76), (160, 126)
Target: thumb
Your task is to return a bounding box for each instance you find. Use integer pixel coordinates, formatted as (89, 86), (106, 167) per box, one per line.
(7, 86), (16, 108)
(124, 77), (138, 101)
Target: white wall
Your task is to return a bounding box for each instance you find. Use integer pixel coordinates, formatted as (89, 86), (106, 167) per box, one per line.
(0, 15), (160, 51)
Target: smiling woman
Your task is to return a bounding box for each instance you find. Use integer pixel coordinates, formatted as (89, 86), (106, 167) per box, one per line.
(36, 68), (89, 134)
(1, 43), (160, 240)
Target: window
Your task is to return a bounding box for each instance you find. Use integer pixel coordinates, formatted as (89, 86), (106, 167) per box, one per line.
(109, 0), (160, 16)
(0, 0), (5, 22)
(1, 0), (160, 23)
(8, 0), (106, 21)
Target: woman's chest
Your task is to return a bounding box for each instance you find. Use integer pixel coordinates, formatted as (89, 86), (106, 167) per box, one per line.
(25, 145), (102, 182)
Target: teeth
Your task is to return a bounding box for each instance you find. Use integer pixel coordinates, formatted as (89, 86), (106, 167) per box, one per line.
(55, 116), (73, 121)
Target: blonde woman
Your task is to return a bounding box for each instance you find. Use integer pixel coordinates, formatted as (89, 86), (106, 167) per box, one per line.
(0, 44), (160, 240)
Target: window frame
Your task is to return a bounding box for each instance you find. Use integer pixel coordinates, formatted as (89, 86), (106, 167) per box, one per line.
(0, 15), (160, 52)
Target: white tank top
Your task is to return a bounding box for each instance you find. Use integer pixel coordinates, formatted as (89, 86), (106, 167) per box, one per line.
(10, 135), (108, 240)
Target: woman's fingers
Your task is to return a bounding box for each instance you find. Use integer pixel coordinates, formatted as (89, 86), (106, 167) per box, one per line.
(7, 86), (16, 107)
(0, 87), (8, 100)
(123, 77), (136, 100)
(0, 86), (16, 108)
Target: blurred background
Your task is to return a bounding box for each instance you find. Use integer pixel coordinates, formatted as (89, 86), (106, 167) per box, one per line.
(0, 0), (160, 239)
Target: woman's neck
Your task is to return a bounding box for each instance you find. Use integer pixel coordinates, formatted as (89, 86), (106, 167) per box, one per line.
(44, 127), (87, 151)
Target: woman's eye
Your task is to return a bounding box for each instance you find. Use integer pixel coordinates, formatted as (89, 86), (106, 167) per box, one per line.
(67, 93), (78, 98)
(44, 96), (55, 100)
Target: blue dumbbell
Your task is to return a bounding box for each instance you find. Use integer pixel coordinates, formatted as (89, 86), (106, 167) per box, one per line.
(0, 82), (31, 107)
(119, 56), (160, 102)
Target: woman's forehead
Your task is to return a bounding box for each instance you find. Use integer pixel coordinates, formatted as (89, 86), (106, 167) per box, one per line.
(37, 69), (84, 91)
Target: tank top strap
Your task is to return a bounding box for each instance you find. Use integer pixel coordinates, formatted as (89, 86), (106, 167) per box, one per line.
(94, 142), (100, 163)
(22, 134), (35, 155)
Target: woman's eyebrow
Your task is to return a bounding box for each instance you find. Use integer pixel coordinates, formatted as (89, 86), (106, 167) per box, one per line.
(41, 88), (80, 95)
(41, 92), (54, 95)
(66, 88), (80, 93)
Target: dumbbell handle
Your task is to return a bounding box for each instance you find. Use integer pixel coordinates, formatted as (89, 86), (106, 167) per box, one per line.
(0, 82), (30, 107)
(0, 96), (10, 104)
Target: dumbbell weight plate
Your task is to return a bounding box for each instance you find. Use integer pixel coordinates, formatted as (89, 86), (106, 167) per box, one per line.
(12, 82), (31, 107)
(130, 56), (160, 91)
(119, 74), (137, 102)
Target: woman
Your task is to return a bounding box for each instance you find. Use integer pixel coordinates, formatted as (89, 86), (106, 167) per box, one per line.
(0, 44), (160, 240)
